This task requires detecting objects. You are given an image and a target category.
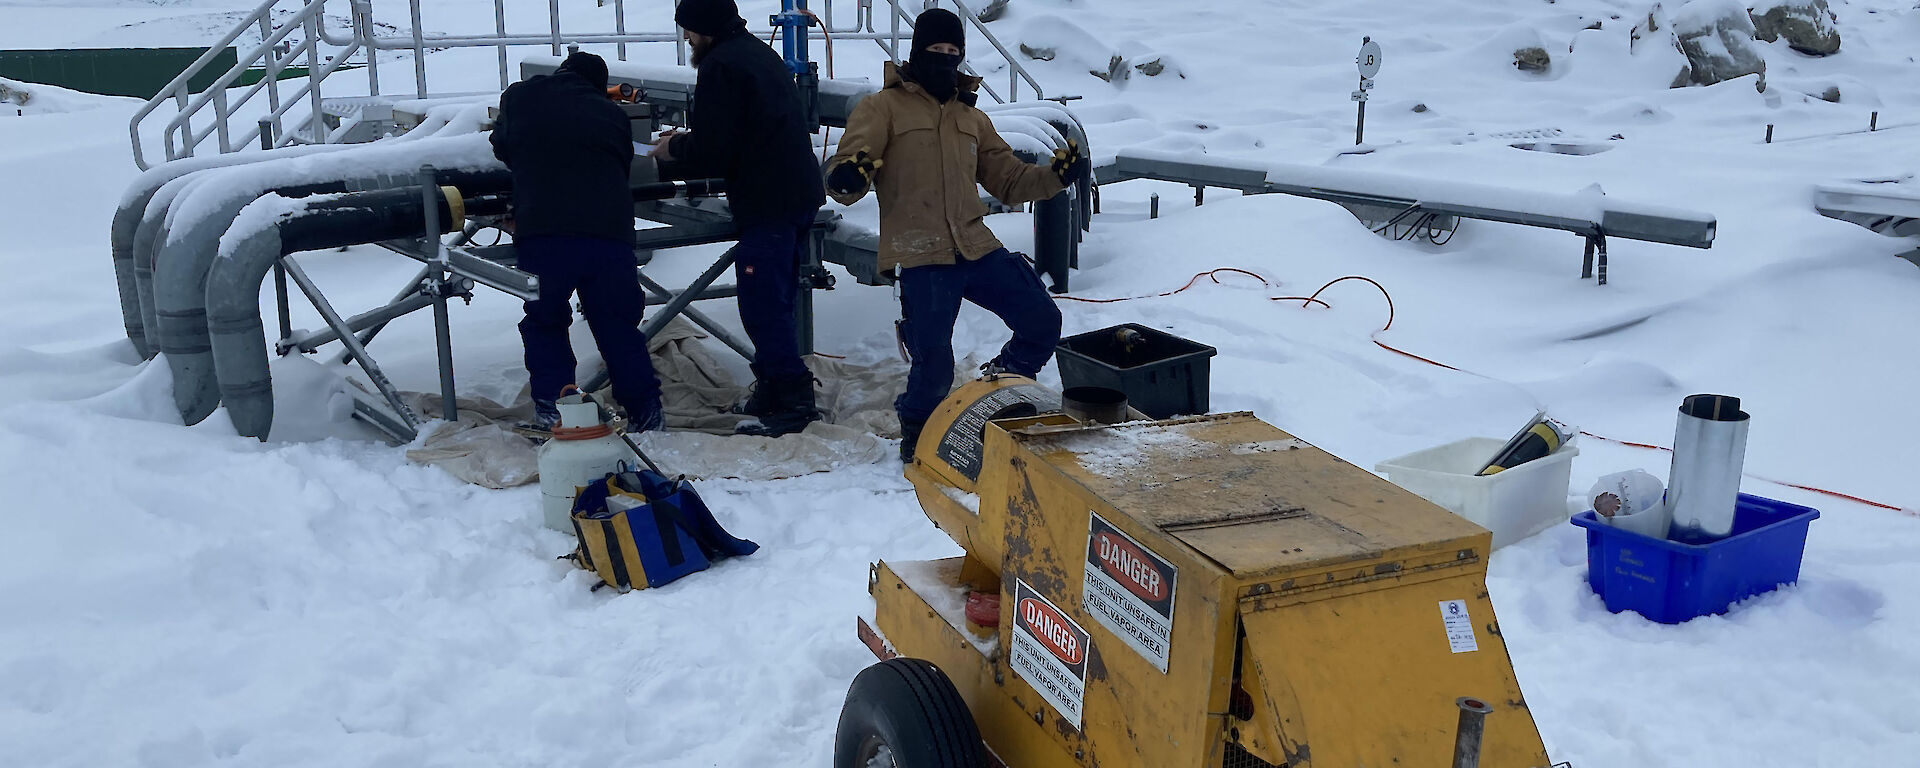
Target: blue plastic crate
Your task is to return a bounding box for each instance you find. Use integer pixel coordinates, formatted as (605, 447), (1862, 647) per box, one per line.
(1570, 493), (1819, 624)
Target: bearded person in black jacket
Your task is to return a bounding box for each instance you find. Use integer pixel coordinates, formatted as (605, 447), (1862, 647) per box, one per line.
(651, 0), (828, 438)
(491, 51), (665, 432)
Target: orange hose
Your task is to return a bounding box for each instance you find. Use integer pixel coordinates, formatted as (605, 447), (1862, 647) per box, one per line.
(1053, 268), (1272, 304)
(550, 424), (613, 440)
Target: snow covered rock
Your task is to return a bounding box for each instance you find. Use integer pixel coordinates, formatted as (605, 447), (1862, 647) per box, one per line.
(1117, 41), (1183, 79)
(1672, 0), (1767, 88)
(1514, 45), (1552, 73)
(977, 0), (1012, 23)
(1016, 16), (1180, 85)
(1476, 24), (1555, 77)
(1749, 0), (1841, 56)
(1630, 3), (1670, 54)
(1630, 4), (1696, 86)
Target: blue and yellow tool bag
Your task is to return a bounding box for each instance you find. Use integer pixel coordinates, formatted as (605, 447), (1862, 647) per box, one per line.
(568, 468), (758, 592)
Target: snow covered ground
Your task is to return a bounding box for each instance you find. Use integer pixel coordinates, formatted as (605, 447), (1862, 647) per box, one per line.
(3, 0), (1919, 766)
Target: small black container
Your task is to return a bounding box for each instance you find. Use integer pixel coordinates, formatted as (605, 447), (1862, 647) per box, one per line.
(1055, 324), (1216, 419)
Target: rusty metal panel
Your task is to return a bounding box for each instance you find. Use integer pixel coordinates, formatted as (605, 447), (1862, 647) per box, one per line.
(873, 558), (1084, 768)
(886, 380), (1554, 767)
(1238, 574), (1549, 768)
(981, 424), (1234, 768)
(1021, 413), (1489, 579)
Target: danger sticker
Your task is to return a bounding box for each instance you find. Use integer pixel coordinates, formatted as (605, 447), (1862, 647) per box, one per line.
(1010, 579), (1091, 728)
(1440, 599), (1479, 654)
(1082, 511), (1177, 672)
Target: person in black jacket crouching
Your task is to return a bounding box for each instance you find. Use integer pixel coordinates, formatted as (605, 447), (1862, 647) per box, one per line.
(651, 0), (828, 438)
(491, 51), (665, 432)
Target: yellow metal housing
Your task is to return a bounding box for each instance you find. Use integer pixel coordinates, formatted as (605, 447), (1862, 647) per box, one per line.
(872, 377), (1552, 768)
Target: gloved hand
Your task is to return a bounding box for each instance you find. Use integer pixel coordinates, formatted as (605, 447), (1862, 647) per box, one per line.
(1050, 139), (1089, 185)
(827, 149), (883, 195)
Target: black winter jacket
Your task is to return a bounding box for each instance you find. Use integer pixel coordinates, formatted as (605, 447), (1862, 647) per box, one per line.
(490, 70), (636, 244)
(662, 30), (826, 224)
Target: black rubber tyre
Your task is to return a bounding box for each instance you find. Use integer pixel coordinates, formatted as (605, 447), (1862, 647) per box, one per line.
(833, 658), (986, 768)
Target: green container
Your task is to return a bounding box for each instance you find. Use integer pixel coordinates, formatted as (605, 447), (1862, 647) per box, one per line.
(0, 47), (238, 99)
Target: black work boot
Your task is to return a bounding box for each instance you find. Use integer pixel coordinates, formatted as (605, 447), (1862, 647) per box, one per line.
(979, 357), (1036, 379)
(735, 375), (820, 438)
(899, 418), (926, 463)
(529, 398), (562, 431)
(731, 364), (778, 418)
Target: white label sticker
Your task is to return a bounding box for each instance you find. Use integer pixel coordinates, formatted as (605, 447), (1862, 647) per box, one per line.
(1440, 600), (1479, 653)
(1082, 511), (1176, 673)
(1010, 579), (1091, 728)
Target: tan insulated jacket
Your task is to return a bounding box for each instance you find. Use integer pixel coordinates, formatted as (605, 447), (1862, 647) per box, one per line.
(826, 63), (1065, 271)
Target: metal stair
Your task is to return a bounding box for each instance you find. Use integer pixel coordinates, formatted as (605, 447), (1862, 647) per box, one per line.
(129, 0), (1047, 169)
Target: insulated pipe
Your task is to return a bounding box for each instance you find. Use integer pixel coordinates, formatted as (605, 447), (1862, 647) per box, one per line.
(1008, 143), (1077, 293)
(1034, 189), (1074, 292)
(208, 187), (485, 439)
(134, 175), (208, 360)
(116, 122), (483, 360)
(140, 133), (501, 419)
(154, 164), (511, 425)
(112, 144), (359, 358)
(205, 179), (724, 439)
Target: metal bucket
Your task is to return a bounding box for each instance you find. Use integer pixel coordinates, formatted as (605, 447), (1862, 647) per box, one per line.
(1062, 386), (1130, 424)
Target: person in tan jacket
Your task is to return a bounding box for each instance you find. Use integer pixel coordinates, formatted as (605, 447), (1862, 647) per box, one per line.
(825, 8), (1089, 461)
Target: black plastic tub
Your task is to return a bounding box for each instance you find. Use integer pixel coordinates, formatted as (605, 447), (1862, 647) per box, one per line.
(1055, 324), (1216, 419)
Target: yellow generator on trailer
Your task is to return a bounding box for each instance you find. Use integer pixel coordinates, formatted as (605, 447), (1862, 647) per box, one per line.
(838, 377), (1560, 768)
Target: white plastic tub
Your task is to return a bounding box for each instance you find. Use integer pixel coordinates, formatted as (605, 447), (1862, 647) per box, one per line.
(1375, 437), (1579, 549)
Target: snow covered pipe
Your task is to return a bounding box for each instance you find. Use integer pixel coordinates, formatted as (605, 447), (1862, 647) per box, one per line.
(114, 121), (482, 359)
(984, 103), (1093, 231)
(155, 166), (512, 426)
(205, 187), (488, 439)
(205, 179), (723, 439)
(112, 144), (359, 359)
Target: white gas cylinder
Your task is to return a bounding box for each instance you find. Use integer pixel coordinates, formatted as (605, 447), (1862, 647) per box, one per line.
(537, 395), (638, 532)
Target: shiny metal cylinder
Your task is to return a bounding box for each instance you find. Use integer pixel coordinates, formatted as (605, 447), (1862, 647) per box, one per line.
(1666, 394), (1750, 539)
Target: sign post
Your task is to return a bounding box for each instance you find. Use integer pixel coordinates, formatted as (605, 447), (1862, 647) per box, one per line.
(1354, 37), (1382, 145)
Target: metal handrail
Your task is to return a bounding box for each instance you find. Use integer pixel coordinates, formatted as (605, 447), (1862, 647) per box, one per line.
(129, 0), (287, 168)
(167, 12), (361, 159)
(131, 0), (1047, 169)
(946, 0), (1044, 102)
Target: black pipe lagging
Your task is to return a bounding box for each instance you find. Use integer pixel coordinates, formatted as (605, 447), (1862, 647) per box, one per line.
(275, 176), (726, 254)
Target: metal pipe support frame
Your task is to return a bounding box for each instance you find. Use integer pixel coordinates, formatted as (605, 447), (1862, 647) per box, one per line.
(294, 199), (841, 441)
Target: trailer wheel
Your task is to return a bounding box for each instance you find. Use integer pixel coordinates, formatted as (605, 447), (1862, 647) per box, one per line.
(833, 658), (985, 768)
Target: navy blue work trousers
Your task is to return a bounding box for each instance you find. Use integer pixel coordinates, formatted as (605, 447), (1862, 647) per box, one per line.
(516, 234), (662, 411)
(732, 210), (817, 384)
(895, 248), (1063, 428)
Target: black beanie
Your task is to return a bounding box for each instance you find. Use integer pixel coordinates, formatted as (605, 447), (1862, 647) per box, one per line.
(911, 8), (966, 54)
(558, 50), (609, 91)
(675, 0), (747, 36)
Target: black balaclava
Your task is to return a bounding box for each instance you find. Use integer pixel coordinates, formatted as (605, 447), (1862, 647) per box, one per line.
(906, 8), (965, 102)
(557, 50), (610, 92)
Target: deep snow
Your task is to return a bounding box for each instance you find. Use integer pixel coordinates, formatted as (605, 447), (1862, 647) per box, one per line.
(3, 1), (1920, 766)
